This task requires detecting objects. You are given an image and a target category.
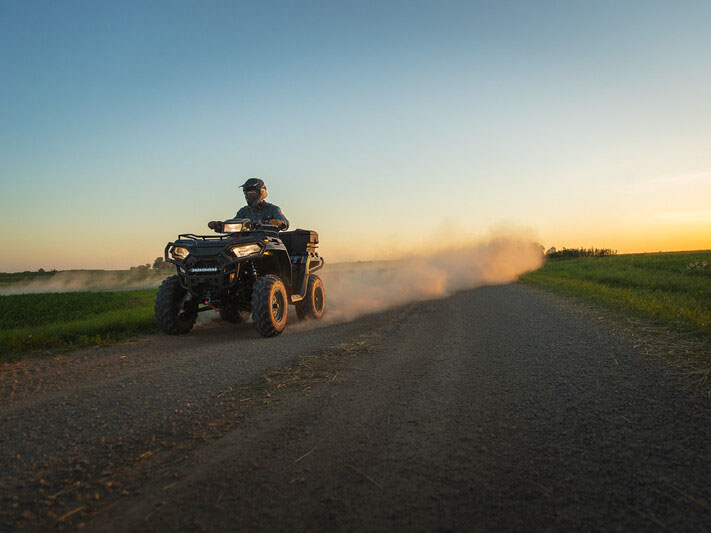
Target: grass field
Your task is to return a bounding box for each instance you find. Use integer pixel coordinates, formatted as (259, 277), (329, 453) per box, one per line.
(0, 289), (158, 361)
(520, 251), (711, 340)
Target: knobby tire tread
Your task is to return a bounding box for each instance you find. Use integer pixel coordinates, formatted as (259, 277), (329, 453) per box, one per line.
(252, 275), (287, 337)
(296, 274), (325, 320)
(155, 275), (197, 335)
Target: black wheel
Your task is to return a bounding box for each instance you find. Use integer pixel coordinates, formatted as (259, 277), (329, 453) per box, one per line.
(251, 275), (288, 337)
(220, 306), (243, 324)
(295, 274), (326, 320)
(155, 275), (198, 334)
(295, 304), (306, 321)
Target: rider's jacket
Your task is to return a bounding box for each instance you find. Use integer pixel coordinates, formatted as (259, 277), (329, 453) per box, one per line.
(235, 202), (290, 230)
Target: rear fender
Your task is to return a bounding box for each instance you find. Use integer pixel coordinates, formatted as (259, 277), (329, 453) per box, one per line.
(289, 255), (325, 303)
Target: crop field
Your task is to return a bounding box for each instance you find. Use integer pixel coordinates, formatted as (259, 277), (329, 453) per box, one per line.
(0, 290), (158, 361)
(520, 250), (711, 340)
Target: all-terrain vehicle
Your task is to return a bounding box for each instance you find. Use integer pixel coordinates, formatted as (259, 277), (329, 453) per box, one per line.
(155, 219), (325, 337)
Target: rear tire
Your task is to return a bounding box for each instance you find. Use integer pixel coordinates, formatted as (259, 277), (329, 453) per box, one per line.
(220, 306), (243, 324)
(155, 275), (198, 334)
(295, 274), (326, 320)
(295, 304), (306, 321)
(252, 275), (288, 337)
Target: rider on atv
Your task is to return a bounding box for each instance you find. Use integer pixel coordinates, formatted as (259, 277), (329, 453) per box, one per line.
(157, 177), (324, 338)
(208, 178), (289, 232)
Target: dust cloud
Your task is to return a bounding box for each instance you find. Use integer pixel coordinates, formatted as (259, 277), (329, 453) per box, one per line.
(1, 235), (544, 326)
(0, 270), (170, 295)
(319, 235), (543, 322)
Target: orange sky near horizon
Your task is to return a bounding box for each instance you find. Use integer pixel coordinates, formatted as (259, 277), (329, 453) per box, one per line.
(1, 210), (709, 272)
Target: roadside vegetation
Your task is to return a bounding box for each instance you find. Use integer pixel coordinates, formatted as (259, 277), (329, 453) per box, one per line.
(521, 251), (711, 340)
(0, 290), (158, 361)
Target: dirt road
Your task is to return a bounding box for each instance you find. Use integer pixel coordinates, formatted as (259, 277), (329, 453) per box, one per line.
(1, 284), (709, 530)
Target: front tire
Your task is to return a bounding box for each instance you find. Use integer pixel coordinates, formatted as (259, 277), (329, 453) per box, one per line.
(155, 275), (198, 334)
(252, 275), (288, 337)
(295, 274), (326, 320)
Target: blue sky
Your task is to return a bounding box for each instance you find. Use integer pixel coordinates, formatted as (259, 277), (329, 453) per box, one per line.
(1, 0), (710, 270)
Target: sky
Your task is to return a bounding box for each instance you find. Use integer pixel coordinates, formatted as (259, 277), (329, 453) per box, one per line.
(1, 0), (710, 271)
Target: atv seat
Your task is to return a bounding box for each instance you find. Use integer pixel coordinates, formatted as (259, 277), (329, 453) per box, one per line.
(280, 229), (319, 256)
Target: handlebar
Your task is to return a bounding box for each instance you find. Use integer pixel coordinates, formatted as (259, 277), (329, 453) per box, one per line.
(209, 219), (282, 234)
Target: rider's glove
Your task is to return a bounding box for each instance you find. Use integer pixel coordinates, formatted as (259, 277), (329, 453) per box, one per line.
(268, 219), (285, 230)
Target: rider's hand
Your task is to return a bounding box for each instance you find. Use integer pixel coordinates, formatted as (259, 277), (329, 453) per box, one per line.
(208, 221), (223, 232)
(268, 219), (284, 229)
(208, 221), (216, 230)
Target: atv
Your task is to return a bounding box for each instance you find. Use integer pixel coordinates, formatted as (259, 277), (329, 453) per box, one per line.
(155, 219), (325, 337)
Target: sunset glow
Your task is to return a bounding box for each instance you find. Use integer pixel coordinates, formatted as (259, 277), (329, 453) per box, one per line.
(1, 1), (710, 271)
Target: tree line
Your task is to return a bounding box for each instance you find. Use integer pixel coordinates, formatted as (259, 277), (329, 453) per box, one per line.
(129, 257), (175, 271)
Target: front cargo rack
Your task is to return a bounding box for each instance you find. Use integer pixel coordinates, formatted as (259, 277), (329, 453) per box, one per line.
(177, 233), (234, 241)
(176, 229), (279, 242)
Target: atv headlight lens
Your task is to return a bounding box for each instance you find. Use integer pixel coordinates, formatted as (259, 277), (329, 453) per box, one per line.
(170, 246), (189, 260)
(231, 243), (261, 258)
(223, 221), (246, 233)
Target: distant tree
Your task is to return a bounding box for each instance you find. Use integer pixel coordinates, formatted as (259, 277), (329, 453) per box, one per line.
(153, 257), (173, 269)
(547, 247), (617, 259)
(37, 268), (45, 273)
(156, 257), (175, 270)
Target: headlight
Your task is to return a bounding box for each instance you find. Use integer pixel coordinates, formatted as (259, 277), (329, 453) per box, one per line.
(170, 246), (189, 260)
(223, 219), (250, 233)
(230, 243), (261, 258)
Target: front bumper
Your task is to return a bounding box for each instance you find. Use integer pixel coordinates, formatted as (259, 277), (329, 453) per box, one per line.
(165, 238), (265, 292)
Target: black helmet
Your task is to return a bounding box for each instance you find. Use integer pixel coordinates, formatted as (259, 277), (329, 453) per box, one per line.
(240, 178), (267, 207)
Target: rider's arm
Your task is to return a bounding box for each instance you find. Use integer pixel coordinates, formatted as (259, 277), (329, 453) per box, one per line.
(269, 206), (289, 231)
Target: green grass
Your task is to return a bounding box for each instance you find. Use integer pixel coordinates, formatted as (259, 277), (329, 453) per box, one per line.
(520, 251), (711, 339)
(0, 289), (159, 361)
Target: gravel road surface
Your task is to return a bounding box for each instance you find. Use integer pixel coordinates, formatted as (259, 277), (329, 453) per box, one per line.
(1, 283), (709, 531)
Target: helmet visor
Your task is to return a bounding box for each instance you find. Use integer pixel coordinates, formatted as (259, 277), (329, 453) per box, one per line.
(244, 187), (263, 205)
